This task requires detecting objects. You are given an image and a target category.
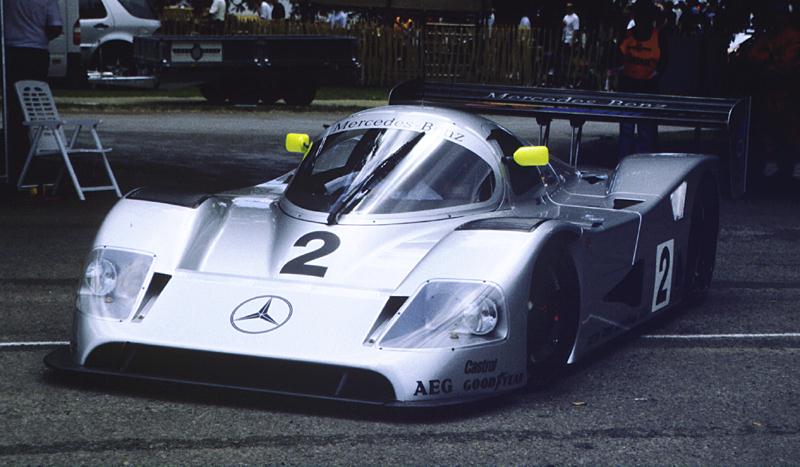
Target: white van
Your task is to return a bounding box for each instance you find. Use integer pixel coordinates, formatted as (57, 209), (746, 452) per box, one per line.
(48, 0), (83, 83)
(80, 0), (160, 75)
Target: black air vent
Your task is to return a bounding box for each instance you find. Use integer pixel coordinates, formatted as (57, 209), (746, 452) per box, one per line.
(613, 198), (644, 210)
(85, 343), (395, 403)
(604, 261), (644, 307)
(457, 217), (546, 232)
(126, 187), (211, 208)
(364, 296), (408, 345)
(132, 273), (171, 322)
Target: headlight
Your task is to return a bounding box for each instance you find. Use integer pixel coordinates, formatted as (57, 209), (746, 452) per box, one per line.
(77, 247), (155, 320)
(84, 257), (117, 295)
(379, 281), (507, 349)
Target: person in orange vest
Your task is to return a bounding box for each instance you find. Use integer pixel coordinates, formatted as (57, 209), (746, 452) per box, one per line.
(745, 0), (800, 188)
(618, 0), (668, 158)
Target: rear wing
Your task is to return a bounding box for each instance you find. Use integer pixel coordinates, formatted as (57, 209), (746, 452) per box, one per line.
(389, 80), (751, 197)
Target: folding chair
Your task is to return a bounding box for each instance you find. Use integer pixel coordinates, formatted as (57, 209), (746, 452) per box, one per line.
(14, 80), (122, 200)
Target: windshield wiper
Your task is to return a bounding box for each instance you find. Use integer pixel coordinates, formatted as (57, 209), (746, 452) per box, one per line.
(326, 132), (424, 225)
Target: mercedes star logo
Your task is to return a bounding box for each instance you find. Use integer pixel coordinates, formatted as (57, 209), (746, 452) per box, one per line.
(230, 295), (293, 334)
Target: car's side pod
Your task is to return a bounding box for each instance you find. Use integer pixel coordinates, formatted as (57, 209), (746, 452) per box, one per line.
(607, 153), (718, 198)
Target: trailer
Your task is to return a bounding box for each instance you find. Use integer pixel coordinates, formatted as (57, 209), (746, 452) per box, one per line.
(133, 34), (360, 105)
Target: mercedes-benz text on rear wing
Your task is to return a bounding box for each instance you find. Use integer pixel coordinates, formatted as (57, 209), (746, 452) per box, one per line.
(389, 80), (751, 197)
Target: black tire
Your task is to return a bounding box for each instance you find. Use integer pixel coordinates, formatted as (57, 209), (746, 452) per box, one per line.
(526, 243), (580, 386)
(229, 93), (259, 105)
(199, 82), (227, 104)
(258, 83), (280, 105)
(684, 175), (720, 305)
(90, 42), (134, 76)
(228, 81), (260, 105)
(283, 83), (317, 106)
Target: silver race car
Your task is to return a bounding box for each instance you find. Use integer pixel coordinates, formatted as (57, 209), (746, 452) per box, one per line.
(46, 85), (722, 406)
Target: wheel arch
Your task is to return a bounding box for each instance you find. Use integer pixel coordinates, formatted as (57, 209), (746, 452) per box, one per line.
(685, 168), (720, 219)
(95, 34), (135, 51)
(525, 221), (583, 366)
(681, 168), (720, 305)
(88, 38), (135, 73)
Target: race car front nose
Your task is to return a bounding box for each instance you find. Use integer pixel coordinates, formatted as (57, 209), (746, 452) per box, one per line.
(67, 272), (525, 405)
(72, 273), (394, 363)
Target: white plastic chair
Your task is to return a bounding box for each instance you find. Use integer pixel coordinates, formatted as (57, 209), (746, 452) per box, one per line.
(14, 80), (121, 200)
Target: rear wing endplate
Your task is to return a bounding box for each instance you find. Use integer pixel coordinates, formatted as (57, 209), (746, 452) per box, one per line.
(389, 80), (751, 197)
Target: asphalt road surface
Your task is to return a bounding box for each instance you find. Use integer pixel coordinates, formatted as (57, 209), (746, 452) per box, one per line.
(1, 109), (798, 464)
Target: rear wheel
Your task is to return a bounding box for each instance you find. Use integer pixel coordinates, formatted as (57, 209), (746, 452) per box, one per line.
(684, 175), (720, 305)
(199, 82), (227, 104)
(228, 85), (259, 105)
(283, 82), (317, 106)
(90, 42), (134, 76)
(526, 244), (580, 387)
(258, 83), (280, 105)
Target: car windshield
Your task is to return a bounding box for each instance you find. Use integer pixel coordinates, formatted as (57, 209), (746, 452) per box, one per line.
(284, 128), (496, 218)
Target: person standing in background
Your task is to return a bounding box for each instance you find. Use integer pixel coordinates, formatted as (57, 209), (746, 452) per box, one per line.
(672, 0), (683, 25)
(562, 3), (580, 45)
(745, 0), (800, 188)
(3, 0), (63, 194)
(660, 0), (678, 32)
(617, 0), (668, 158)
(335, 10), (347, 29)
(271, 0), (285, 20)
(208, 0), (226, 33)
(258, 0), (272, 20)
(559, 3), (580, 86)
(680, 0), (705, 33)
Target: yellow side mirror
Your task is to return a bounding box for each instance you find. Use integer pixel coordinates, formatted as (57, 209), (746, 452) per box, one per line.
(286, 133), (311, 155)
(513, 146), (549, 167)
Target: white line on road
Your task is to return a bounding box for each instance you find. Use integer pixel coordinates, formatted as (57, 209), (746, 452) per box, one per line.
(0, 341), (69, 348)
(2, 334), (800, 350)
(641, 333), (800, 339)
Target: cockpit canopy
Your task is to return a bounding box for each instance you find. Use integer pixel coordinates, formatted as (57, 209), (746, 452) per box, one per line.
(284, 124), (498, 221)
